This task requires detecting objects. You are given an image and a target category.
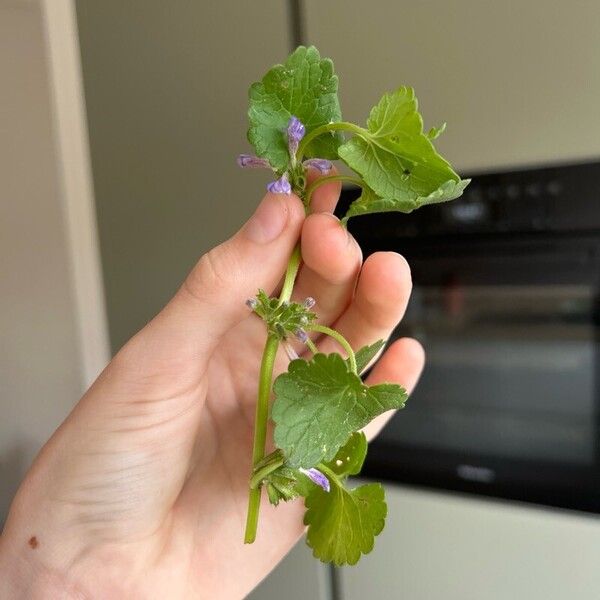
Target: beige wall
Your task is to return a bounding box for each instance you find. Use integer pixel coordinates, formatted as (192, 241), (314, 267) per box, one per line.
(76, 1), (294, 352)
(0, 2), (82, 521)
(305, 0), (600, 173)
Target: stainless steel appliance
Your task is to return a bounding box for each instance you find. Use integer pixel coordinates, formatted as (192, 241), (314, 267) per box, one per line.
(343, 161), (600, 512)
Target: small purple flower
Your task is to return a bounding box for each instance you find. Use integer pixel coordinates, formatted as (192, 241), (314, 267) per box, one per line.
(267, 172), (292, 195)
(246, 298), (258, 310)
(237, 154), (271, 169)
(295, 328), (308, 343)
(287, 116), (305, 157)
(283, 341), (300, 361)
(299, 467), (330, 492)
(303, 158), (333, 174)
(303, 297), (316, 309)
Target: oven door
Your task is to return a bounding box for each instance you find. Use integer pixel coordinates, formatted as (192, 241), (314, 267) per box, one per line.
(364, 235), (600, 512)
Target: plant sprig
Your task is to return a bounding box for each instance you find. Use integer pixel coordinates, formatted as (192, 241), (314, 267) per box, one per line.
(238, 46), (469, 565)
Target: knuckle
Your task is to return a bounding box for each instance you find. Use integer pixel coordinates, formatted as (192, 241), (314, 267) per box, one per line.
(185, 248), (232, 301)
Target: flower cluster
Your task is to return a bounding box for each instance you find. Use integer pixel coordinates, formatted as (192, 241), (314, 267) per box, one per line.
(237, 116), (332, 194)
(246, 290), (317, 343)
(264, 464), (331, 507)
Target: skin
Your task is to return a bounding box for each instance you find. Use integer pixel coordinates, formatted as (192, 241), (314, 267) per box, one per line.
(0, 171), (424, 599)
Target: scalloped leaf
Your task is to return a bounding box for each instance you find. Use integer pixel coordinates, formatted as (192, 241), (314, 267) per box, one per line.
(247, 46), (343, 172)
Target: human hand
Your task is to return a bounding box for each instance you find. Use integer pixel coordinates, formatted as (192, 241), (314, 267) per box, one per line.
(0, 173), (424, 599)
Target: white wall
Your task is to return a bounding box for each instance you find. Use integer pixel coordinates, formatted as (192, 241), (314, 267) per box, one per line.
(305, 0), (600, 173)
(0, 0), (108, 523)
(76, 0), (296, 352)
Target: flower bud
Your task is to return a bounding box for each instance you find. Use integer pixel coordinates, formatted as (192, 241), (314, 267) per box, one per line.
(295, 328), (308, 343)
(303, 158), (333, 174)
(237, 154), (271, 169)
(287, 116), (306, 157)
(283, 341), (300, 361)
(246, 298), (258, 310)
(303, 297), (316, 309)
(267, 172), (292, 195)
(299, 467), (330, 492)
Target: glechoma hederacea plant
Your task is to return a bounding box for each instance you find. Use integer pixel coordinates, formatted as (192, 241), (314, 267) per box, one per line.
(238, 46), (469, 565)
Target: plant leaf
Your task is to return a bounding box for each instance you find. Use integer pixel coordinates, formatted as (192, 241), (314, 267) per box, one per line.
(350, 339), (386, 374)
(272, 353), (407, 468)
(247, 46), (343, 172)
(323, 432), (368, 478)
(427, 122), (446, 140)
(343, 178), (470, 223)
(304, 480), (387, 566)
(337, 87), (469, 219)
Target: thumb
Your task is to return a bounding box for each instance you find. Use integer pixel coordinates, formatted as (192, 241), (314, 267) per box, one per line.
(118, 191), (305, 369)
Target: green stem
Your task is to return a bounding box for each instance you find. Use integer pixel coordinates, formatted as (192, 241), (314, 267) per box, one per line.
(304, 174), (364, 209)
(309, 324), (357, 373)
(244, 144), (357, 542)
(244, 229), (304, 542)
(279, 244), (302, 304)
(296, 121), (367, 159)
(250, 456), (285, 490)
(244, 333), (279, 543)
(252, 449), (284, 472)
(306, 338), (318, 355)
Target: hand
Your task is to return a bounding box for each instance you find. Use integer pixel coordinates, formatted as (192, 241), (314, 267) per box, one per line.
(0, 174), (424, 599)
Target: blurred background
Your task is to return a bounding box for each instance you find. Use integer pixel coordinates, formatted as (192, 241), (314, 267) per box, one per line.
(2, 1), (600, 598)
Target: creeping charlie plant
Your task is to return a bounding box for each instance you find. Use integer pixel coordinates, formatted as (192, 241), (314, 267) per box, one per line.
(238, 46), (469, 565)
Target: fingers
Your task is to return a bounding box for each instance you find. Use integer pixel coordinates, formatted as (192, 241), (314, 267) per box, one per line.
(272, 166), (360, 351)
(305, 165), (342, 213)
(306, 250), (418, 441)
(361, 338), (425, 440)
(308, 251), (421, 441)
(314, 251), (412, 357)
(116, 192), (305, 373)
(290, 213), (362, 336)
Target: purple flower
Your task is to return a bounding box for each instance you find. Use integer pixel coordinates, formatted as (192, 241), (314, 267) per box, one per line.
(267, 172), (292, 195)
(237, 154), (271, 169)
(303, 159), (333, 174)
(283, 341), (300, 361)
(303, 297), (316, 309)
(287, 116), (305, 157)
(299, 467), (330, 492)
(246, 298), (258, 310)
(295, 328), (308, 343)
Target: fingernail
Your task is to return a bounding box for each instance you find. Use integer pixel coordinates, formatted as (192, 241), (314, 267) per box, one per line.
(244, 195), (288, 244)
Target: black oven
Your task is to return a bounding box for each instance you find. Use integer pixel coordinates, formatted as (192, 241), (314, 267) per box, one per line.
(341, 161), (600, 513)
